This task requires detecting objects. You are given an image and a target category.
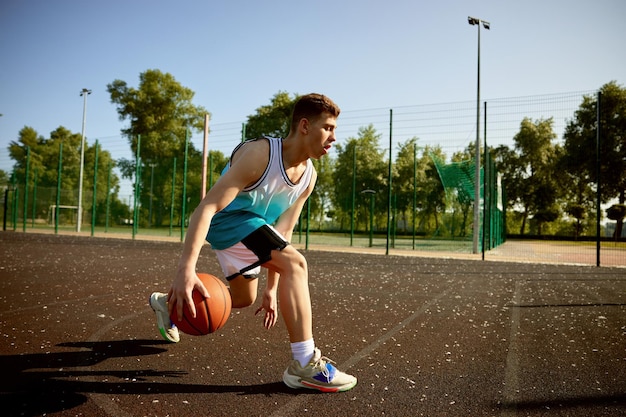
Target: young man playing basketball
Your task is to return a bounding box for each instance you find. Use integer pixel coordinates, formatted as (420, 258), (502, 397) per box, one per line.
(150, 93), (357, 392)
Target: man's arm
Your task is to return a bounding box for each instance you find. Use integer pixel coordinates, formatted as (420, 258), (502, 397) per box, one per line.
(169, 140), (270, 320)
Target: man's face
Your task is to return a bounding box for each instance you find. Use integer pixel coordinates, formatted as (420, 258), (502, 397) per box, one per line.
(307, 112), (337, 159)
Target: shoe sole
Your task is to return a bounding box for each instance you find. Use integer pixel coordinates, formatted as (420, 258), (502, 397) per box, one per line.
(283, 370), (357, 393)
(149, 293), (179, 343)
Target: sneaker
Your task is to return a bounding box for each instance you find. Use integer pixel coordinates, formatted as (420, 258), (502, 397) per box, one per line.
(149, 292), (180, 343)
(283, 348), (357, 392)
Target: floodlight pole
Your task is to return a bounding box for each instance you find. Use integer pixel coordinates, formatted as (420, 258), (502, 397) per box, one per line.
(77, 88), (91, 232)
(468, 16), (489, 254)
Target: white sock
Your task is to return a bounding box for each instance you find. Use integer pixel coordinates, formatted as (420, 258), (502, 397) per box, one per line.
(291, 339), (315, 367)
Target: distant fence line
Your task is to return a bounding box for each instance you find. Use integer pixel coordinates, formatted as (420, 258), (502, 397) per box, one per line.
(2, 90), (625, 267)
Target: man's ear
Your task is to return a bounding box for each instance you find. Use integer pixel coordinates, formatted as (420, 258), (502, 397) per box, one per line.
(299, 118), (309, 135)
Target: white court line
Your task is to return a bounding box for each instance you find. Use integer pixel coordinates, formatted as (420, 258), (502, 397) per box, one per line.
(85, 289), (452, 417)
(501, 280), (522, 416)
(269, 289), (452, 417)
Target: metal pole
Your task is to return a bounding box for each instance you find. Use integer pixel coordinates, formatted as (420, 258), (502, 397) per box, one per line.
(350, 145), (356, 246)
(77, 88), (91, 232)
(31, 169), (37, 227)
(596, 91), (602, 267)
(148, 162), (156, 227)
(412, 143), (417, 250)
(11, 172), (18, 229)
(91, 140), (99, 237)
(55, 142), (62, 234)
(105, 163), (111, 232)
(133, 135), (141, 239)
(305, 196), (311, 250)
(3, 189), (9, 231)
(482, 102), (488, 259)
(468, 16), (489, 254)
(169, 157), (177, 237)
(473, 22), (481, 254)
(181, 129), (189, 242)
(23, 147), (30, 232)
(386, 109), (393, 255)
(202, 114), (209, 198)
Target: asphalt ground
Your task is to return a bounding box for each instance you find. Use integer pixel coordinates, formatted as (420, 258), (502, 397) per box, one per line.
(1, 232), (624, 417)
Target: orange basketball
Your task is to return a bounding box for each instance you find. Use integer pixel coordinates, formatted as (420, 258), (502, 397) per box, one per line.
(170, 273), (231, 335)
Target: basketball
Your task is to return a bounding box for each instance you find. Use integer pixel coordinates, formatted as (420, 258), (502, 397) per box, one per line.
(170, 273), (231, 335)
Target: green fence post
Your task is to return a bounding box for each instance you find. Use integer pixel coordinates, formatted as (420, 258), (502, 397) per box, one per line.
(23, 147), (30, 232)
(169, 157), (177, 237)
(596, 91), (602, 267)
(181, 129), (189, 242)
(482, 102), (488, 258)
(105, 163), (111, 232)
(350, 145), (356, 246)
(413, 143), (417, 250)
(11, 172), (18, 230)
(304, 197), (310, 250)
(133, 135), (141, 239)
(55, 143), (63, 234)
(91, 140), (99, 237)
(386, 109), (393, 255)
(31, 169), (38, 228)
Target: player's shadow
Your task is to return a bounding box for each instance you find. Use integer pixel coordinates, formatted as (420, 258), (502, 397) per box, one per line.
(2, 339), (295, 417)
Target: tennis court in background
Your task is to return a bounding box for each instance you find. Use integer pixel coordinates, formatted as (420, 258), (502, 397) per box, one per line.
(1, 232), (624, 416)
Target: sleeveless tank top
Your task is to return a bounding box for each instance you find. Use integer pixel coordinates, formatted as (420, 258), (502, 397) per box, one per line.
(206, 137), (314, 250)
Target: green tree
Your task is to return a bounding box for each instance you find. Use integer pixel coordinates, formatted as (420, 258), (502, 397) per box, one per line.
(332, 125), (387, 231)
(506, 117), (562, 235)
(8, 127), (44, 184)
(562, 81), (626, 238)
(310, 156), (334, 230)
(107, 69), (210, 226)
(393, 138), (420, 233)
(244, 91), (297, 139)
(418, 146), (447, 235)
(558, 156), (595, 238)
(8, 126), (121, 224)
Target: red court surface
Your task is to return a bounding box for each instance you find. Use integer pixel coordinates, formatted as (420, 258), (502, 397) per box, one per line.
(1, 232), (625, 416)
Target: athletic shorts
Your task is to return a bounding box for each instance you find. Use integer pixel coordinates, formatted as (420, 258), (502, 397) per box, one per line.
(213, 224), (289, 281)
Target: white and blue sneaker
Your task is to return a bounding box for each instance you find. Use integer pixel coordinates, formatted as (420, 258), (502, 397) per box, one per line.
(283, 348), (357, 392)
(149, 292), (180, 343)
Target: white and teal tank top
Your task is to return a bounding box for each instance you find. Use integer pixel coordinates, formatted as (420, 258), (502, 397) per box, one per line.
(206, 137), (314, 250)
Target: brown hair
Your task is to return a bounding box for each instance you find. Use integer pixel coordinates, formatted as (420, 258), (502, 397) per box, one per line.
(290, 93), (340, 132)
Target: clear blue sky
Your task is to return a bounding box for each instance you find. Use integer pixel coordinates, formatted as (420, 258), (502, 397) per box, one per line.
(1, 0), (625, 175)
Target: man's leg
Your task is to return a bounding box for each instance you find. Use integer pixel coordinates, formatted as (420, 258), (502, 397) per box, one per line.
(228, 274), (259, 308)
(264, 245), (357, 392)
(262, 245), (312, 343)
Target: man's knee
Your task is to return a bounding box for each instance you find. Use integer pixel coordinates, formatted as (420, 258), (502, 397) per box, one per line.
(231, 291), (256, 308)
(228, 275), (258, 308)
(270, 247), (308, 277)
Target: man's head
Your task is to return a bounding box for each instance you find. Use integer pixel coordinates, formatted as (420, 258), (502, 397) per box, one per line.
(290, 93), (340, 133)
